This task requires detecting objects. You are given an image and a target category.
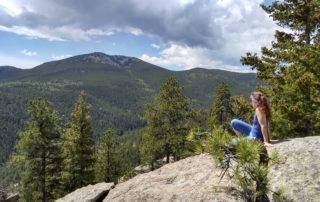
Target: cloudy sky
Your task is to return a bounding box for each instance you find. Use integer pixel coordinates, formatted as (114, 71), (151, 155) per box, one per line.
(0, 0), (277, 72)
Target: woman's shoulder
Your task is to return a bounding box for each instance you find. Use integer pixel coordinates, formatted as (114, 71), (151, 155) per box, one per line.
(255, 107), (264, 114)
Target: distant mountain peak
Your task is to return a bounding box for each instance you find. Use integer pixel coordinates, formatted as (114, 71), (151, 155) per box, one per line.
(0, 66), (21, 72)
(58, 52), (142, 68)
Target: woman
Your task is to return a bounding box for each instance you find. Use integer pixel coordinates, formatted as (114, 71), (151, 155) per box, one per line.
(231, 91), (273, 147)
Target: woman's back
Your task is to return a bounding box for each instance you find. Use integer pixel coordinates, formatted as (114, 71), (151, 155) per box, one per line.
(251, 114), (263, 141)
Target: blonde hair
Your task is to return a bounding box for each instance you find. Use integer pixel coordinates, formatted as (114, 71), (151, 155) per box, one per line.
(250, 91), (271, 120)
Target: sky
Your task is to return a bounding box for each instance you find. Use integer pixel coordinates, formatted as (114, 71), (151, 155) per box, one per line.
(0, 0), (278, 72)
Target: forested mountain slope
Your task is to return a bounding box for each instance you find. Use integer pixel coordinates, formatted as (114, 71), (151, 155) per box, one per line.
(0, 52), (259, 164)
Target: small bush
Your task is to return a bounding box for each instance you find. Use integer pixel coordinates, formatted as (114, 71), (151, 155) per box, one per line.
(205, 128), (281, 202)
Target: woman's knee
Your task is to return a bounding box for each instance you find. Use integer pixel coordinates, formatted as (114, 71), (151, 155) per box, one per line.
(231, 119), (239, 128)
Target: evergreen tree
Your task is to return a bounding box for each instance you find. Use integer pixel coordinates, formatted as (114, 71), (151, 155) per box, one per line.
(140, 103), (164, 169)
(241, 0), (320, 138)
(10, 99), (63, 202)
(157, 76), (193, 162)
(140, 76), (193, 166)
(117, 129), (142, 177)
(208, 82), (233, 131)
(62, 91), (95, 192)
(95, 128), (120, 183)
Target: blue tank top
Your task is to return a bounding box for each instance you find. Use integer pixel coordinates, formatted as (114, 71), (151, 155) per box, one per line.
(251, 114), (263, 141)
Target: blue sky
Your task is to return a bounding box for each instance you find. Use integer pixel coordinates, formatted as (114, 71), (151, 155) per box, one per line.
(0, 0), (278, 72)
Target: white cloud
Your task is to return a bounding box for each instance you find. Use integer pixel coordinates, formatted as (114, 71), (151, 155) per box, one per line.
(0, 1), (22, 17)
(139, 0), (278, 72)
(0, 54), (42, 69)
(179, 0), (195, 6)
(140, 43), (253, 72)
(216, 0), (235, 7)
(20, 49), (37, 56)
(125, 27), (143, 36)
(0, 25), (114, 41)
(86, 29), (114, 36)
(0, 0), (276, 45)
(51, 54), (73, 60)
(42, 26), (114, 41)
(0, 25), (65, 41)
(151, 43), (160, 49)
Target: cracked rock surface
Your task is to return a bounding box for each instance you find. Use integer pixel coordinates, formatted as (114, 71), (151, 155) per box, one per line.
(104, 136), (320, 202)
(104, 153), (242, 202)
(267, 136), (320, 202)
(57, 136), (320, 202)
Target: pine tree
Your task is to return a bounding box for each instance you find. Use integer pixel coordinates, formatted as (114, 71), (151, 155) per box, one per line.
(95, 128), (120, 183)
(10, 99), (63, 202)
(156, 76), (193, 162)
(62, 91), (95, 192)
(206, 128), (281, 201)
(140, 76), (193, 166)
(116, 129), (143, 178)
(140, 103), (164, 169)
(208, 82), (233, 131)
(241, 0), (320, 138)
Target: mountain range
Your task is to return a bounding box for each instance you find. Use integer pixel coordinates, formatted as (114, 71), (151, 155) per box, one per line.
(0, 52), (260, 164)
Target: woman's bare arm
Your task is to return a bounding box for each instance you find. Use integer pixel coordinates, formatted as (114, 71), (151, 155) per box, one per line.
(256, 108), (272, 146)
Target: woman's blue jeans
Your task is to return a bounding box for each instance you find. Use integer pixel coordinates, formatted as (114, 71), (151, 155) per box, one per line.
(230, 119), (255, 140)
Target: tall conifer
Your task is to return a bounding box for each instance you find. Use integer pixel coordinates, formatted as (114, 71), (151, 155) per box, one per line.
(140, 76), (193, 166)
(95, 128), (120, 183)
(11, 99), (63, 202)
(157, 76), (192, 161)
(62, 91), (95, 192)
(208, 82), (233, 131)
(140, 103), (164, 169)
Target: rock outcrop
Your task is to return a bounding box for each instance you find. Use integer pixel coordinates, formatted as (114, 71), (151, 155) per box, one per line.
(56, 182), (114, 202)
(57, 136), (320, 202)
(104, 154), (242, 202)
(267, 136), (320, 201)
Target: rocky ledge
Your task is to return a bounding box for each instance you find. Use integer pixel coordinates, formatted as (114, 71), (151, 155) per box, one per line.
(56, 136), (320, 202)
(267, 136), (320, 201)
(56, 182), (114, 202)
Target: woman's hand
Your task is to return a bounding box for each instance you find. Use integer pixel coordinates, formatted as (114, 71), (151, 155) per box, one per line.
(264, 142), (273, 147)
